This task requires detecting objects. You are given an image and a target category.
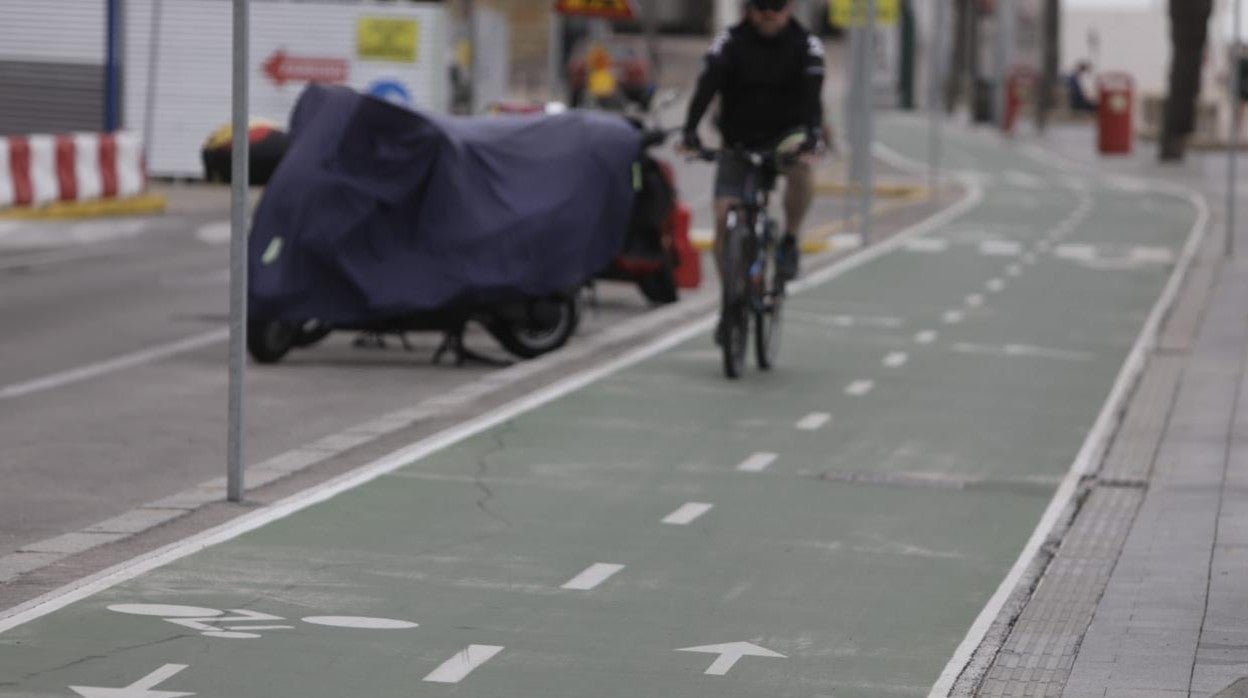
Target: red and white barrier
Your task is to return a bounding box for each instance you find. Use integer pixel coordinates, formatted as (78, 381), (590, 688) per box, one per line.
(0, 132), (146, 209)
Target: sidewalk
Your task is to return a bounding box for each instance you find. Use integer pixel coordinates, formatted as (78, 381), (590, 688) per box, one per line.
(968, 125), (1248, 696)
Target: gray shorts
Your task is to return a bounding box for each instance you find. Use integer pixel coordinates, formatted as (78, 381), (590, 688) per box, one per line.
(713, 151), (810, 201)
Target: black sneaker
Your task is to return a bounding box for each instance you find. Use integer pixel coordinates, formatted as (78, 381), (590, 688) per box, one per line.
(777, 234), (800, 281)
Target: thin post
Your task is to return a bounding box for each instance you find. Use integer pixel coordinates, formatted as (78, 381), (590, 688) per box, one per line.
(142, 0), (163, 163)
(861, 0), (878, 245)
(995, 0), (1014, 130)
(929, 0), (949, 199)
(548, 11), (564, 101)
(227, 0), (250, 503)
(1229, 0), (1242, 258)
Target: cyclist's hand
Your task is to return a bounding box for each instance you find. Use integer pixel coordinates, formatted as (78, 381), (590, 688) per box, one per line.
(678, 130), (703, 157)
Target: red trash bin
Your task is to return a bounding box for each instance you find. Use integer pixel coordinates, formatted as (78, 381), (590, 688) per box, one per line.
(1097, 72), (1134, 155)
(1003, 66), (1037, 135)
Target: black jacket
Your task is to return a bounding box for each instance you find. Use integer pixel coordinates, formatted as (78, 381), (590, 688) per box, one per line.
(683, 18), (825, 149)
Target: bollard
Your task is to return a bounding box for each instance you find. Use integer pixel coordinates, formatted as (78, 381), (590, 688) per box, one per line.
(1097, 72), (1134, 155)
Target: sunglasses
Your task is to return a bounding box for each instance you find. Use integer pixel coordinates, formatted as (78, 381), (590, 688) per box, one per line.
(749, 0), (790, 11)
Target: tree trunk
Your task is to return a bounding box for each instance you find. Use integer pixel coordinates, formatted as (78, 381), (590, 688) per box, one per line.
(1161, 0), (1214, 161)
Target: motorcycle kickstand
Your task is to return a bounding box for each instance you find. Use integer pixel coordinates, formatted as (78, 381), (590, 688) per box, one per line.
(433, 328), (512, 368)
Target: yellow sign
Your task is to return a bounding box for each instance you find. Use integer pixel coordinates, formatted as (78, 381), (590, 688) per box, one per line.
(357, 17), (419, 63)
(829, 0), (899, 27)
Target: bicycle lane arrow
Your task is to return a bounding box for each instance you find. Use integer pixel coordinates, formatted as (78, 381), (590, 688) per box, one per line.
(69, 663), (194, 698)
(676, 641), (786, 676)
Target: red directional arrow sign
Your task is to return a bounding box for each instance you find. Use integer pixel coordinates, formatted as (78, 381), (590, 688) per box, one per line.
(262, 49), (349, 87)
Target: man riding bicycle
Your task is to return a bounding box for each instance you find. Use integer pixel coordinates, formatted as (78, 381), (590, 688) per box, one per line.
(679, 0), (826, 324)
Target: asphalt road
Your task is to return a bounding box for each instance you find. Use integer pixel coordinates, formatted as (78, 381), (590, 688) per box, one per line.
(0, 116), (1202, 696)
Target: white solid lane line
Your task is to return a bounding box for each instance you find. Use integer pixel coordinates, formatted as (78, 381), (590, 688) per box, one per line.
(736, 452), (778, 472)
(942, 310), (964, 324)
(915, 330), (938, 344)
(0, 328), (229, 401)
(845, 380), (875, 396)
(662, 502), (714, 526)
(423, 645), (505, 683)
(795, 412), (831, 431)
(883, 352), (909, 368)
(561, 563), (626, 591)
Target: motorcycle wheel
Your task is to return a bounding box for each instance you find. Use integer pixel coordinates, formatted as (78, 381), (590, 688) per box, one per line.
(486, 296), (580, 359)
(637, 263), (678, 305)
(247, 317), (296, 364)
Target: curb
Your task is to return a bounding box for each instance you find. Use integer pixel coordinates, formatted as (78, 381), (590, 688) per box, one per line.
(0, 194), (167, 220)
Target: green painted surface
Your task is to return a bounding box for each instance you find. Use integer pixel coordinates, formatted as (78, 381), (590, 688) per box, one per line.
(0, 120), (1199, 697)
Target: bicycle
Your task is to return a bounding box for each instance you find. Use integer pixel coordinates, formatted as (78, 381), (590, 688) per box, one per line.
(695, 141), (800, 379)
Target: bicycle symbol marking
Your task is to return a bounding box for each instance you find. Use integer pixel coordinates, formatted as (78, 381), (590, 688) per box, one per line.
(107, 604), (417, 639)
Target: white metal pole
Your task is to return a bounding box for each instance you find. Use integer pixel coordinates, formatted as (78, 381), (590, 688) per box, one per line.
(861, 0), (878, 245)
(227, 0), (250, 503)
(142, 0), (163, 164)
(1229, 0), (1242, 258)
(929, 0), (949, 199)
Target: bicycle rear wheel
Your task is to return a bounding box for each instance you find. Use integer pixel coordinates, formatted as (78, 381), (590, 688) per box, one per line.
(721, 224), (751, 379)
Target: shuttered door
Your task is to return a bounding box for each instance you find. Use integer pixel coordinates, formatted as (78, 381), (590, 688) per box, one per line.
(0, 0), (107, 136)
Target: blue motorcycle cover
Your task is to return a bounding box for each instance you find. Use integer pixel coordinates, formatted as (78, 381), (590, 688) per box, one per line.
(249, 84), (640, 323)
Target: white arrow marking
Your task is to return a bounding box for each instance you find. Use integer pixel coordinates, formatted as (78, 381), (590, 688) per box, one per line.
(795, 412), (831, 430)
(663, 502), (714, 525)
(561, 563), (625, 590)
(845, 380), (875, 396)
(883, 352), (909, 368)
(70, 663), (194, 698)
(677, 641), (786, 676)
(423, 645), (504, 683)
(736, 452), (777, 472)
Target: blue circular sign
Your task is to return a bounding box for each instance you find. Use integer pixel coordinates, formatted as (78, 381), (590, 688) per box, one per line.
(367, 79), (413, 107)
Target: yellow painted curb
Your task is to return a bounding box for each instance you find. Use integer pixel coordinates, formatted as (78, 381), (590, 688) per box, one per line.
(0, 194), (168, 220)
(815, 181), (928, 199)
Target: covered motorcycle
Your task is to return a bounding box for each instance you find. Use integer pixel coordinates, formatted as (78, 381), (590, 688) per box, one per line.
(247, 84), (641, 363)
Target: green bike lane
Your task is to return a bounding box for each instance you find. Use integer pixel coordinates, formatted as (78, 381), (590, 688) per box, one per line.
(0, 122), (1202, 697)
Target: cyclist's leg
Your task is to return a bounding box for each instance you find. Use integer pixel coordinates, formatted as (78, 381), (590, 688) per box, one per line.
(779, 160), (815, 279)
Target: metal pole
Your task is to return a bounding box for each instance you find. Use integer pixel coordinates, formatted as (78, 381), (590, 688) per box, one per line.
(861, 0), (878, 245)
(929, 0), (949, 199)
(142, 0), (163, 163)
(1229, 0), (1242, 258)
(844, 25), (862, 234)
(548, 11), (564, 102)
(227, 0), (250, 503)
(995, 0), (1014, 130)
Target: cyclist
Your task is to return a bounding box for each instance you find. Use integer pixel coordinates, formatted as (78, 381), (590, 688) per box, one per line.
(679, 0), (825, 339)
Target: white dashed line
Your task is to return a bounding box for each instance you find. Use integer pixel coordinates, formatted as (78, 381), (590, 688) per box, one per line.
(915, 330), (938, 344)
(423, 645), (505, 683)
(943, 310), (964, 324)
(561, 563), (626, 590)
(795, 412), (832, 431)
(663, 502), (714, 525)
(883, 352), (909, 368)
(964, 294), (984, 308)
(904, 238), (949, 252)
(845, 380), (875, 396)
(979, 240), (1023, 256)
(1055, 243), (1096, 261)
(986, 278), (1005, 293)
(736, 452), (778, 473)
